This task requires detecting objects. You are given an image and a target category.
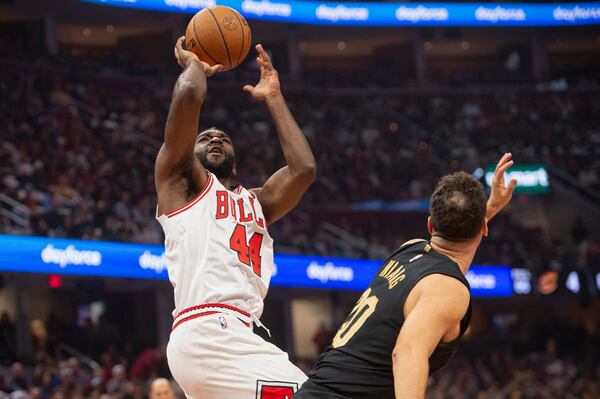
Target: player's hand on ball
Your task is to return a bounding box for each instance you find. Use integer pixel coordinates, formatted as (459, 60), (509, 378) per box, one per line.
(487, 152), (517, 217)
(174, 36), (222, 76)
(243, 44), (281, 101)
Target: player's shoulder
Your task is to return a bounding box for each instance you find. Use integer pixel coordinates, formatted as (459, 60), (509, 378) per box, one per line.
(413, 273), (470, 315)
(417, 273), (470, 297)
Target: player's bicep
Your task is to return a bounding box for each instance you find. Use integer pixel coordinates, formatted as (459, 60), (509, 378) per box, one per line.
(253, 166), (310, 225)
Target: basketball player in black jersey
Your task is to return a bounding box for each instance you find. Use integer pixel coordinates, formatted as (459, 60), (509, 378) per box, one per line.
(294, 153), (517, 399)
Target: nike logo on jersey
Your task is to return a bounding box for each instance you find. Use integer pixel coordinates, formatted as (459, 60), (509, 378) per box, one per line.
(409, 254), (423, 263)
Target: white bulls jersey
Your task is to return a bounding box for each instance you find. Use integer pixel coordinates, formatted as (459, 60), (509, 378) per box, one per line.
(156, 172), (274, 324)
(157, 171), (307, 399)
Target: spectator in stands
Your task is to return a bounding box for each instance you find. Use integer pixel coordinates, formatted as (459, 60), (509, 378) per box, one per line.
(150, 378), (175, 399)
(7, 362), (28, 393)
(106, 364), (127, 394)
(0, 375), (8, 397)
(130, 346), (166, 382)
(0, 312), (16, 366)
(312, 323), (333, 355)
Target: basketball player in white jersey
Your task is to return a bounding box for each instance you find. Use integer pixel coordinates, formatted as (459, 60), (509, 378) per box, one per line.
(155, 37), (316, 399)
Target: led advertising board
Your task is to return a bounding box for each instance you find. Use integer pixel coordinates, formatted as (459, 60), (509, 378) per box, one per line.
(80, 1), (600, 27)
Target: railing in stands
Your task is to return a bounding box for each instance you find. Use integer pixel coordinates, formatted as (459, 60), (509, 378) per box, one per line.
(548, 166), (600, 208)
(321, 222), (389, 259)
(0, 193), (31, 229)
(55, 342), (100, 370)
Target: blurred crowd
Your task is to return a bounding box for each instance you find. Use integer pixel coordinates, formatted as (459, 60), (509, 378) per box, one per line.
(1, 294), (599, 399)
(427, 297), (600, 399)
(0, 58), (599, 268)
(0, 310), (179, 399)
(0, 360), (179, 399)
(427, 351), (600, 399)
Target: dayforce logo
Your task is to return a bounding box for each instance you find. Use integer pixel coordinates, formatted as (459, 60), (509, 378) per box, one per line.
(164, 0), (216, 9)
(553, 5), (600, 22)
(242, 0), (292, 17)
(466, 271), (496, 290)
(475, 6), (526, 22)
(41, 245), (102, 269)
(395, 6), (448, 22)
(306, 262), (354, 283)
(316, 5), (369, 22)
(138, 251), (167, 274)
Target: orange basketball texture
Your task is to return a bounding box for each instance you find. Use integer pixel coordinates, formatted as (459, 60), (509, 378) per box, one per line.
(185, 6), (252, 71)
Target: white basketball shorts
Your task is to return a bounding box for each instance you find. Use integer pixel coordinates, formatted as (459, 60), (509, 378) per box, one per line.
(167, 307), (308, 399)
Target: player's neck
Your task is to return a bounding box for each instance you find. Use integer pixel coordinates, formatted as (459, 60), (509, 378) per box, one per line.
(429, 236), (478, 274)
(217, 177), (233, 190)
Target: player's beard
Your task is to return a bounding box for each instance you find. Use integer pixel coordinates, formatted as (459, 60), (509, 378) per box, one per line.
(197, 150), (236, 179)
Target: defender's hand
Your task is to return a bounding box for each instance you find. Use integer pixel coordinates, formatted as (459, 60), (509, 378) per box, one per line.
(487, 153), (517, 219)
(243, 44), (281, 101)
(174, 36), (222, 76)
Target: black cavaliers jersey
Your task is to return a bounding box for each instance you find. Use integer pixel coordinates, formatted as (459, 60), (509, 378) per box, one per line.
(306, 240), (472, 399)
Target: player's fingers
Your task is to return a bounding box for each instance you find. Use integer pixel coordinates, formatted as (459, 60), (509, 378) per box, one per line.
(176, 36), (185, 52)
(256, 44), (270, 63)
(210, 64), (224, 74)
(508, 179), (518, 194)
(496, 160), (514, 177)
(256, 58), (269, 75)
(257, 56), (269, 67)
(495, 152), (511, 172)
(242, 85), (254, 93)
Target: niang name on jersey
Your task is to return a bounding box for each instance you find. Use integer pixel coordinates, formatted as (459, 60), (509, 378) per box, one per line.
(215, 190), (265, 227)
(379, 260), (406, 289)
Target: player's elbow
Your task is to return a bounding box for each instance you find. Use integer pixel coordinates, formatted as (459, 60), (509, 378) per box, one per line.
(175, 80), (205, 103)
(392, 341), (426, 365)
(300, 161), (317, 184)
(289, 162), (316, 187)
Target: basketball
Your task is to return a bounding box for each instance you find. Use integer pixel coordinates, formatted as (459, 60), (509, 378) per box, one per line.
(185, 6), (252, 71)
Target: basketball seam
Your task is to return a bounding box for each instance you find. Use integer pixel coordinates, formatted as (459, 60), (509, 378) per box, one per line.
(192, 15), (220, 65)
(207, 8), (232, 69)
(232, 12), (245, 65)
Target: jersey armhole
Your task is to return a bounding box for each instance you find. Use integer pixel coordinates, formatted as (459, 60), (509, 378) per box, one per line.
(248, 187), (260, 199)
(159, 173), (214, 219)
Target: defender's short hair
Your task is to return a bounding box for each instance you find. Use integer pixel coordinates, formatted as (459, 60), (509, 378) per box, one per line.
(429, 172), (487, 241)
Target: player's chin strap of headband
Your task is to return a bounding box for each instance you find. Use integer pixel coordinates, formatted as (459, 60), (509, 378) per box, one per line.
(251, 314), (271, 337)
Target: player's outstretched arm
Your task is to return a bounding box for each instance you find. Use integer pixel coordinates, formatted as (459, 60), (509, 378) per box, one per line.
(486, 152), (517, 221)
(155, 37), (222, 212)
(243, 44), (316, 225)
(392, 275), (470, 399)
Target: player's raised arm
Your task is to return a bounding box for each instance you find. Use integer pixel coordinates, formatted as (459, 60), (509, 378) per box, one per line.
(486, 152), (517, 221)
(392, 275), (470, 399)
(243, 44), (316, 225)
(155, 37), (222, 212)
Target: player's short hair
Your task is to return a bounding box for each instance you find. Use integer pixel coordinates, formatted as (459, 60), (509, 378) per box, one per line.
(429, 172), (487, 241)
